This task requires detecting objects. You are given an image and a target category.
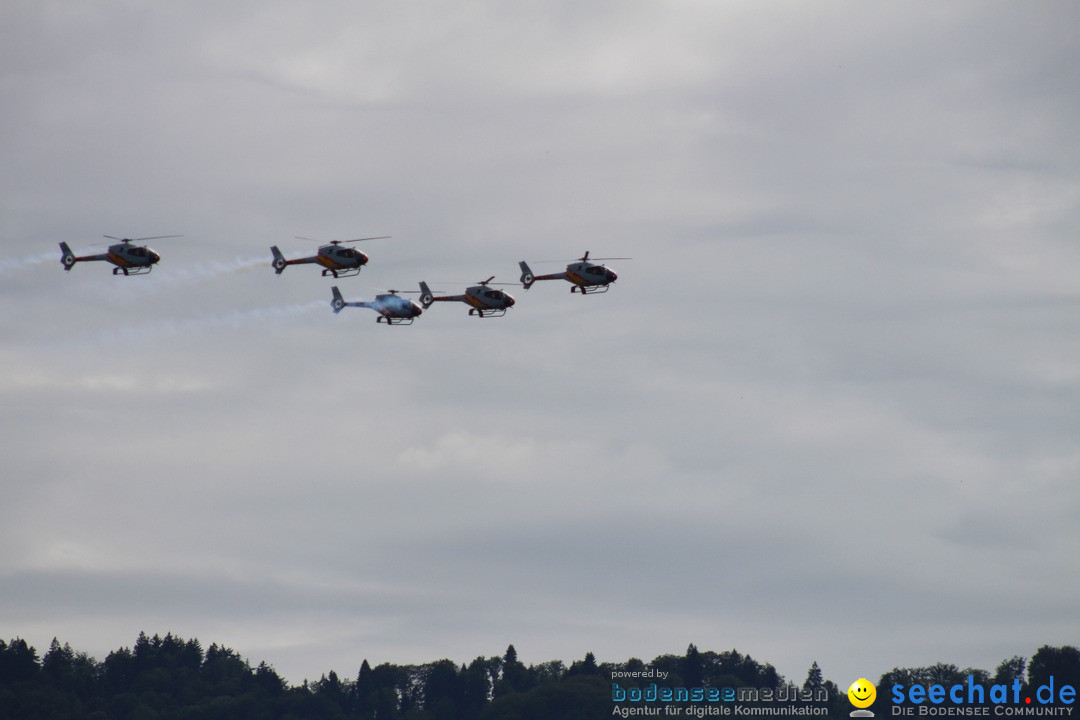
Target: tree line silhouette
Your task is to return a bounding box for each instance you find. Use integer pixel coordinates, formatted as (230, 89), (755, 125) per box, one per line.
(0, 633), (1076, 719)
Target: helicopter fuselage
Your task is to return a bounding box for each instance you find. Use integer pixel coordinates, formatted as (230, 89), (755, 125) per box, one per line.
(367, 293), (423, 322)
(464, 286), (515, 313)
(564, 261), (617, 292)
(316, 244), (368, 271)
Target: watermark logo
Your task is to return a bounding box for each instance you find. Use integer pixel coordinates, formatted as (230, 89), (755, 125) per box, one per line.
(889, 675), (1075, 715)
(849, 678), (877, 718)
(610, 674), (831, 716)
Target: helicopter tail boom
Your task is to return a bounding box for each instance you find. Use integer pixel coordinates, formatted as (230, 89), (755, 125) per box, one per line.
(518, 261), (567, 287)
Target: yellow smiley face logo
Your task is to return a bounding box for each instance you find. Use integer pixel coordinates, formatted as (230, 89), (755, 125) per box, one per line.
(848, 678), (876, 708)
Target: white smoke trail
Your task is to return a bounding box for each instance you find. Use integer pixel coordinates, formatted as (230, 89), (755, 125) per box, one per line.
(162, 299), (327, 333)
(152, 255), (269, 289)
(58, 300), (329, 350)
(163, 300), (332, 339)
(0, 251), (58, 276)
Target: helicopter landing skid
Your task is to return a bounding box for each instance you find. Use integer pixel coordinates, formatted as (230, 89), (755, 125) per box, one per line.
(377, 316), (415, 325)
(322, 267), (361, 278)
(114, 266), (152, 276)
(469, 308), (507, 318)
(572, 284), (609, 294)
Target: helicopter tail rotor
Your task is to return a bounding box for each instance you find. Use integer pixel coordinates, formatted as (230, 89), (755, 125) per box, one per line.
(270, 246), (288, 275)
(59, 242), (77, 271)
(418, 281), (436, 308)
(330, 286), (347, 314)
(518, 261), (536, 289)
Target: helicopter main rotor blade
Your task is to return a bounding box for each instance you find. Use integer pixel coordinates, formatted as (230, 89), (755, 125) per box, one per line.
(295, 235), (391, 244)
(532, 256), (632, 263)
(103, 234), (182, 242)
(339, 235), (391, 243)
(426, 281), (509, 287)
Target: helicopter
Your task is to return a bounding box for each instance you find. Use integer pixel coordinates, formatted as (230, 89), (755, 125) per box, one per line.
(330, 286), (423, 325)
(270, 235), (390, 277)
(418, 277), (516, 317)
(518, 251), (628, 294)
(59, 235), (179, 276)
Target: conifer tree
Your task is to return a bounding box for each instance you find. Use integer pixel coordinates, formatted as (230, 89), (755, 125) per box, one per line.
(803, 661), (824, 693)
(683, 644), (704, 688)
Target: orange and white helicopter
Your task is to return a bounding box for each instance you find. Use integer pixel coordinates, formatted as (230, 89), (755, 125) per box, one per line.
(59, 235), (179, 276)
(518, 251), (628, 294)
(330, 286), (423, 326)
(419, 277), (516, 318)
(270, 236), (389, 278)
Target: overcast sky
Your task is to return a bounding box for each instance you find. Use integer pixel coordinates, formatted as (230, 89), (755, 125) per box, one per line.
(2, 0), (1078, 689)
